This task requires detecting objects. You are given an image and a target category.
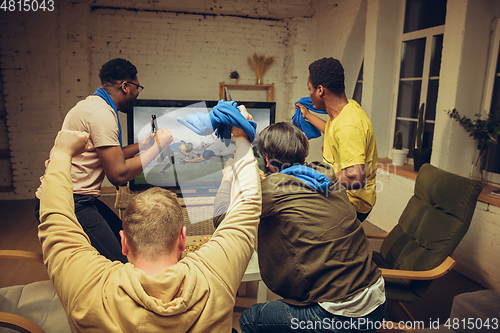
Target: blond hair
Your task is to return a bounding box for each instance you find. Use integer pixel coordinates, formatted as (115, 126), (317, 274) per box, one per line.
(122, 187), (183, 259)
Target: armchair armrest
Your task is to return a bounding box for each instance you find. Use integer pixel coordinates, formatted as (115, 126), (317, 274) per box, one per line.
(0, 250), (51, 333)
(0, 312), (46, 333)
(0, 250), (43, 263)
(365, 232), (389, 239)
(380, 256), (456, 280)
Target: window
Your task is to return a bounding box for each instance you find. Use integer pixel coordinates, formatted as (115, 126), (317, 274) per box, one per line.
(352, 61), (363, 105)
(480, 19), (500, 183)
(392, 0), (446, 154)
(403, 0), (447, 33)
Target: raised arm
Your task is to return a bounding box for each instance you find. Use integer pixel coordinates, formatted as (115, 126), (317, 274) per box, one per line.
(212, 158), (234, 229)
(96, 129), (173, 185)
(189, 105), (261, 295)
(38, 130), (121, 312)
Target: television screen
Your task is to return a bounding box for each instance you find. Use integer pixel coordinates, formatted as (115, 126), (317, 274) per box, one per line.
(128, 100), (275, 195)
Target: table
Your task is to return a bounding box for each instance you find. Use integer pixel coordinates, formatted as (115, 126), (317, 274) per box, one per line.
(241, 251), (267, 304)
(184, 236), (267, 306)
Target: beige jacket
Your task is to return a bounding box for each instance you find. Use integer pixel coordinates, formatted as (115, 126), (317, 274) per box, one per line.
(38, 138), (261, 332)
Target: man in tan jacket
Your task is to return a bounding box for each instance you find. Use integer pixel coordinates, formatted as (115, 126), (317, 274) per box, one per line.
(39, 107), (261, 332)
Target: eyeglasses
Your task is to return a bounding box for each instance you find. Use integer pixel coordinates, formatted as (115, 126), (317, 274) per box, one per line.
(125, 81), (144, 93)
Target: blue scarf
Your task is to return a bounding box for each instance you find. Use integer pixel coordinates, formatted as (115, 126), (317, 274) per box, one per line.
(177, 100), (257, 146)
(292, 97), (327, 140)
(93, 88), (122, 147)
(280, 165), (330, 193)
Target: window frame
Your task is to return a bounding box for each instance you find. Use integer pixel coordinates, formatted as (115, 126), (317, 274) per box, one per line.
(480, 18), (500, 185)
(390, 20), (445, 157)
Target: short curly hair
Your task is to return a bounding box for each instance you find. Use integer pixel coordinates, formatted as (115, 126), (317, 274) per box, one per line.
(308, 57), (345, 95)
(99, 58), (138, 85)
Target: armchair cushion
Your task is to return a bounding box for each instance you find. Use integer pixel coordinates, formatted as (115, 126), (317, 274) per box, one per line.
(373, 164), (483, 302)
(0, 280), (70, 333)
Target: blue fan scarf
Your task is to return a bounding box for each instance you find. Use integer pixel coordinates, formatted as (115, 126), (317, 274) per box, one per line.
(177, 100), (257, 146)
(93, 88), (122, 148)
(280, 165), (330, 193)
(292, 97), (327, 140)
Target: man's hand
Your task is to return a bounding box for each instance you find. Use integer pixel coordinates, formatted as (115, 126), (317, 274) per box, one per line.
(232, 105), (253, 138)
(296, 102), (326, 133)
(51, 130), (89, 161)
(139, 132), (155, 151)
(296, 103), (311, 120)
(155, 128), (174, 150)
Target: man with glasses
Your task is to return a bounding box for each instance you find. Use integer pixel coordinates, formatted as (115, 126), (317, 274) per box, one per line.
(35, 58), (172, 263)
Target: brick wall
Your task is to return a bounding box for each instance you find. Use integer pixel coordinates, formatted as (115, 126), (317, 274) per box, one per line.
(89, 9), (288, 104)
(0, 9), (61, 199)
(0, 3), (316, 199)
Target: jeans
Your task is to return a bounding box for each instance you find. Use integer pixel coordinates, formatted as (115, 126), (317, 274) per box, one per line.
(239, 299), (387, 333)
(35, 194), (127, 263)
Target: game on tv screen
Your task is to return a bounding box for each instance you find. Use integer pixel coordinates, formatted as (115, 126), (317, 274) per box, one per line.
(128, 100), (274, 195)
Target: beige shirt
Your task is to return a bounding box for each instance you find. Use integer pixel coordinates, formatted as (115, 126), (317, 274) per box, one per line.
(36, 96), (120, 198)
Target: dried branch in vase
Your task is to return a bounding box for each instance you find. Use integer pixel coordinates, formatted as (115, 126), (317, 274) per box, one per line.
(247, 53), (274, 84)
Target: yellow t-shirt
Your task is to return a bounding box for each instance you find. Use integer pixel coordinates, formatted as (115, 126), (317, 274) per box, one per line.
(323, 99), (378, 213)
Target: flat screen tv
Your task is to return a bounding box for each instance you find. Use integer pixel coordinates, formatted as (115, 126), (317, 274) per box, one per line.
(128, 100), (275, 196)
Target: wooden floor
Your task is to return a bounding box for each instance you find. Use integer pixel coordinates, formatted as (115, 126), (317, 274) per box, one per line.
(0, 196), (486, 331)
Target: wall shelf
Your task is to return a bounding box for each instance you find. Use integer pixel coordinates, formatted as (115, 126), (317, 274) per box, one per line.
(219, 82), (274, 102)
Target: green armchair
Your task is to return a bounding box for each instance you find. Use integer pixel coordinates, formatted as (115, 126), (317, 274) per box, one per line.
(367, 163), (483, 327)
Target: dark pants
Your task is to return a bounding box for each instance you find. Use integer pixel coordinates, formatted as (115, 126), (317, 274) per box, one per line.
(35, 194), (127, 263)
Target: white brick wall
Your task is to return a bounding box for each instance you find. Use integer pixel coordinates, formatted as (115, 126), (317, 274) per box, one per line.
(0, 9), (62, 199)
(89, 9), (288, 104)
(0, 2), (314, 199)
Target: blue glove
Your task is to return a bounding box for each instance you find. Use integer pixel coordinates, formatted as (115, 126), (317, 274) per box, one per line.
(177, 100), (257, 146)
(177, 112), (215, 136)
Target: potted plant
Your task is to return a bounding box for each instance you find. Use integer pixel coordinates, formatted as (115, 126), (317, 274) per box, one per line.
(229, 71), (239, 84)
(446, 108), (500, 180)
(392, 130), (409, 166)
(413, 103), (432, 172)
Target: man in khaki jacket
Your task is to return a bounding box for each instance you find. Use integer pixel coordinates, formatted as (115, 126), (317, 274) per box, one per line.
(39, 107), (260, 332)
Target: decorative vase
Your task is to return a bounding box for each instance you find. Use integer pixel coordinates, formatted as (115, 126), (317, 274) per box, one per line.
(413, 149), (432, 172)
(470, 149), (486, 181)
(392, 148), (409, 166)
(230, 78), (238, 84)
(255, 73), (262, 85)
